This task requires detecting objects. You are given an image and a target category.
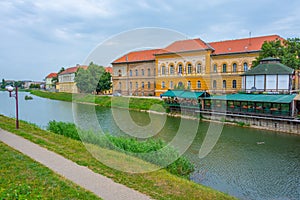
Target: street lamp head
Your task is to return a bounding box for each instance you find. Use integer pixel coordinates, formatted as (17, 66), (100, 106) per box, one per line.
(6, 85), (14, 92)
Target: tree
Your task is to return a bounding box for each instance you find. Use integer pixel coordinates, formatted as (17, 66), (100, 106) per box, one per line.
(1, 79), (5, 89)
(74, 62), (105, 93)
(253, 38), (300, 69)
(96, 72), (112, 94)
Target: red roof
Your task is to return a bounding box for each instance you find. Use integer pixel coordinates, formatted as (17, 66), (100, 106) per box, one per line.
(156, 38), (213, 55)
(59, 65), (88, 75)
(105, 67), (113, 73)
(209, 35), (284, 55)
(112, 49), (161, 64)
(46, 72), (57, 79)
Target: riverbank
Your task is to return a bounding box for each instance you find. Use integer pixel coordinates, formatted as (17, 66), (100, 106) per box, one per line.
(0, 115), (236, 200)
(30, 90), (300, 135)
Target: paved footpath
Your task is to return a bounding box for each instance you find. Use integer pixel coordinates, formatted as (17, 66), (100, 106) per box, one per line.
(0, 129), (151, 200)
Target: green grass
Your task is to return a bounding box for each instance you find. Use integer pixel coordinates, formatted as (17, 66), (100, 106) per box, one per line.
(0, 115), (236, 200)
(0, 142), (101, 200)
(30, 90), (165, 112)
(47, 120), (194, 178)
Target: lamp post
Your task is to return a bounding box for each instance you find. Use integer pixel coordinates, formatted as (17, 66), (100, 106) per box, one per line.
(6, 85), (19, 129)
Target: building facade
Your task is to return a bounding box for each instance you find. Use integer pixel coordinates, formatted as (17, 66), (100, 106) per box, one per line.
(111, 35), (287, 96)
(112, 49), (160, 96)
(58, 65), (88, 93)
(45, 73), (57, 90)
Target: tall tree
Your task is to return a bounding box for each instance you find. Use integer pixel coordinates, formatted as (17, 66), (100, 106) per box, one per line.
(96, 72), (112, 94)
(1, 79), (5, 89)
(253, 38), (300, 69)
(74, 62), (105, 93)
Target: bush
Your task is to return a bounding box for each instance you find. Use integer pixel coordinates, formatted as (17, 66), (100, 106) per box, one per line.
(46, 121), (194, 178)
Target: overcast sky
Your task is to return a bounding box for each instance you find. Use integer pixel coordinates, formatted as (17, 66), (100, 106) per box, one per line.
(1, 0), (299, 81)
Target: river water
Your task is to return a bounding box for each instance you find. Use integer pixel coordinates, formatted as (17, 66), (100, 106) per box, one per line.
(0, 91), (299, 200)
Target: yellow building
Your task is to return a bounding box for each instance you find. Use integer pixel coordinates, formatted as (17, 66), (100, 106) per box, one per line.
(155, 35), (284, 96)
(58, 65), (88, 93)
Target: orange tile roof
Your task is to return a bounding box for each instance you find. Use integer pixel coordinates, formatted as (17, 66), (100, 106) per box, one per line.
(209, 35), (284, 55)
(112, 49), (161, 64)
(105, 67), (113, 73)
(59, 65), (88, 75)
(46, 72), (57, 79)
(156, 38), (213, 55)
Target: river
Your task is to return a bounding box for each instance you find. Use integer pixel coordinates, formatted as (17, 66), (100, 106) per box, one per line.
(0, 91), (299, 200)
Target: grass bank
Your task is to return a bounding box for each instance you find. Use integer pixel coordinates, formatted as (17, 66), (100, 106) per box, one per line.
(0, 142), (100, 199)
(30, 90), (165, 111)
(47, 120), (194, 178)
(0, 115), (236, 200)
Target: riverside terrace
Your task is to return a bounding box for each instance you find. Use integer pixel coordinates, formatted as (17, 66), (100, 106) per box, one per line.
(161, 90), (299, 119)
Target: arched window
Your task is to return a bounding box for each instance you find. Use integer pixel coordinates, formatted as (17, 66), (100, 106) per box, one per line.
(197, 80), (201, 89)
(162, 81), (165, 89)
(141, 69), (144, 76)
(162, 65), (166, 75)
(148, 68), (151, 76)
(223, 80), (226, 88)
(170, 65), (174, 75)
(178, 64), (183, 74)
(170, 81), (173, 89)
(178, 81), (183, 88)
(129, 82), (132, 89)
(135, 82), (138, 89)
(232, 80), (237, 88)
(129, 70), (132, 77)
(147, 82), (151, 89)
(232, 63), (237, 73)
(244, 62), (248, 72)
(197, 63), (201, 73)
(187, 81), (191, 89)
(213, 80), (217, 89)
(222, 64), (227, 73)
(213, 64), (217, 72)
(187, 64), (192, 74)
(119, 82), (122, 89)
(118, 69), (122, 77)
(141, 82), (144, 89)
(135, 69), (138, 76)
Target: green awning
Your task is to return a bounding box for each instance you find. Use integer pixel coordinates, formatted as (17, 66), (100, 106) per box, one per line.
(161, 90), (210, 99)
(206, 94), (296, 104)
(161, 90), (184, 97)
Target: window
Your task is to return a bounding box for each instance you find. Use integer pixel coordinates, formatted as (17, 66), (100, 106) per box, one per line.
(213, 64), (217, 72)
(197, 63), (201, 73)
(187, 64), (192, 74)
(222, 64), (227, 73)
(232, 63), (237, 73)
(129, 70), (132, 77)
(187, 81), (191, 89)
(244, 62), (248, 71)
(213, 80), (217, 89)
(147, 82), (150, 89)
(119, 82), (122, 89)
(141, 82), (144, 89)
(118, 69), (122, 77)
(135, 82), (138, 89)
(170, 65), (174, 75)
(148, 68), (151, 76)
(197, 80), (201, 89)
(129, 82), (132, 89)
(135, 69), (138, 76)
(178, 64), (183, 74)
(170, 81), (173, 89)
(162, 65), (166, 75)
(162, 81), (165, 89)
(232, 80), (237, 88)
(141, 69), (144, 76)
(178, 81), (183, 88)
(223, 80), (226, 88)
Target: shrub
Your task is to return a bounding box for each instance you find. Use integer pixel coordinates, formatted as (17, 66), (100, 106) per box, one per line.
(46, 121), (194, 178)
